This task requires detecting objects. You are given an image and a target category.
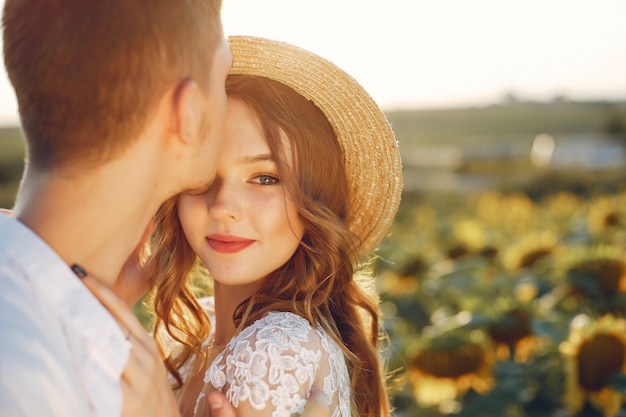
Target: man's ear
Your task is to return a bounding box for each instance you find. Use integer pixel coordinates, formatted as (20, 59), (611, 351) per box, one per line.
(172, 79), (200, 145)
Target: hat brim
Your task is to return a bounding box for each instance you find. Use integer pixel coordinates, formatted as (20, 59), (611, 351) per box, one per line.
(228, 36), (403, 257)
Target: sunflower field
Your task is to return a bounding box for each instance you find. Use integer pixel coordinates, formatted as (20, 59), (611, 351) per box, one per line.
(2, 101), (626, 417)
(376, 186), (626, 417)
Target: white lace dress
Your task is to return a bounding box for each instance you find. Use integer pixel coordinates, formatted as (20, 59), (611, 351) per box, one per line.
(187, 297), (351, 417)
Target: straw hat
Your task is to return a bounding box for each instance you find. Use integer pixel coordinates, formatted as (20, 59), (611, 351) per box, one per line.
(228, 36), (403, 257)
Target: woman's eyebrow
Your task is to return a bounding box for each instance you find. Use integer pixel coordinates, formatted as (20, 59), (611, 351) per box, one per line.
(237, 154), (275, 164)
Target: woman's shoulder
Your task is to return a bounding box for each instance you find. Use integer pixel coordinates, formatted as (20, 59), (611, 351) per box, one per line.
(213, 310), (349, 389)
(206, 311), (350, 415)
(244, 310), (314, 332)
(231, 311), (333, 353)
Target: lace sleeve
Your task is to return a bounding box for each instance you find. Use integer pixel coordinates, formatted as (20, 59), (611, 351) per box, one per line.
(194, 311), (348, 417)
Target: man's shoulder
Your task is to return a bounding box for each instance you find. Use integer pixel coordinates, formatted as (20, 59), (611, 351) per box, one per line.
(0, 261), (66, 350)
(0, 262), (88, 415)
(0, 214), (62, 272)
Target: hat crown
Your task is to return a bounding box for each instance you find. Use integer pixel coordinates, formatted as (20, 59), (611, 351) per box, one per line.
(228, 36), (403, 257)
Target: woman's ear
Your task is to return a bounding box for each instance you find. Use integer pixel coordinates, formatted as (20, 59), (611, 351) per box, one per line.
(172, 79), (200, 145)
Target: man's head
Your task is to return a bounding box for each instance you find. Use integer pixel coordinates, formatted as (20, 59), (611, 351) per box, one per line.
(3, 0), (225, 172)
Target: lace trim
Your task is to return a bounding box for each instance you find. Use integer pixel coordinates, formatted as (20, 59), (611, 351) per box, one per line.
(196, 310), (350, 417)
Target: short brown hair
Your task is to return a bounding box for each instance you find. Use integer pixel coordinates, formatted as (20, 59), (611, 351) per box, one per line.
(3, 0), (223, 170)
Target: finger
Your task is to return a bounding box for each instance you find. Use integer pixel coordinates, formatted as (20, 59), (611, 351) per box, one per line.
(79, 271), (149, 341)
(120, 377), (138, 407)
(112, 219), (155, 306)
(121, 331), (163, 378)
(120, 334), (180, 415)
(119, 379), (137, 416)
(299, 388), (330, 417)
(120, 337), (154, 385)
(207, 391), (236, 417)
(0, 208), (12, 216)
(112, 254), (151, 307)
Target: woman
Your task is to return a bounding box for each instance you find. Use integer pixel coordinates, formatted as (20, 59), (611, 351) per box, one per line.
(147, 36), (403, 417)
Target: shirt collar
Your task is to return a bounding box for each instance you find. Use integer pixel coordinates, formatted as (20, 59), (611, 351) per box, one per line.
(0, 215), (130, 373)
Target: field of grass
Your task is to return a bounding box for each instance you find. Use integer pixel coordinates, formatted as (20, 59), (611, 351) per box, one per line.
(386, 100), (626, 146)
(0, 126), (24, 208)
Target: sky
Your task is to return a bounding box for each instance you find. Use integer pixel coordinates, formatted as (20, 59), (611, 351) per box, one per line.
(0, 0), (625, 125)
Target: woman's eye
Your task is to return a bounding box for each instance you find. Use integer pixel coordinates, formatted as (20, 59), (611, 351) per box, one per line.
(252, 174), (279, 185)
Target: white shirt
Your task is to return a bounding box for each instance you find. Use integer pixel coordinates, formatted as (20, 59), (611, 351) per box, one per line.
(0, 215), (130, 417)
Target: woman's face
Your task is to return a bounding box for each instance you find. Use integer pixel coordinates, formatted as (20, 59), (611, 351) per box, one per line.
(177, 98), (305, 288)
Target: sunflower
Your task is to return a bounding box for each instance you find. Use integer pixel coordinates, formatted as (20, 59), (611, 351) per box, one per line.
(544, 191), (581, 220)
(567, 258), (626, 299)
(499, 232), (558, 270)
(487, 308), (542, 362)
(376, 268), (420, 297)
(560, 246), (626, 301)
(475, 191), (536, 235)
(406, 330), (495, 407)
(560, 315), (626, 417)
(588, 196), (623, 235)
(452, 218), (487, 251)
(513, 280), (539, 303)
(446, 243), (471, 261)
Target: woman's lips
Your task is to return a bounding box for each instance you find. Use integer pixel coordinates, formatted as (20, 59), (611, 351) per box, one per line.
(206, 235), (254, 254)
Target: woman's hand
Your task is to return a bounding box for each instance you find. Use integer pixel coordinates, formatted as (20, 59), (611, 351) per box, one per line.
(81, 272), (181, 417)
(299, 388), (331, 417)
(112, 219), (154, 307)
(205, 388), (330, 417)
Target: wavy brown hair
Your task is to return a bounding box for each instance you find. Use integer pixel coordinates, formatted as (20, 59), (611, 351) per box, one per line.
(149, 75), (390, 416)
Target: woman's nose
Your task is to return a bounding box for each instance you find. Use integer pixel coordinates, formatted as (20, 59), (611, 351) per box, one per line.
(206, 179), (243, 222)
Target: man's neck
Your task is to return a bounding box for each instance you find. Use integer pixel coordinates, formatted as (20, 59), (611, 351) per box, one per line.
(13, 148), (169, 287)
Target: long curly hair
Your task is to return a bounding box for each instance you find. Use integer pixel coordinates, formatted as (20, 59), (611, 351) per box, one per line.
(148, 74), (390, 417)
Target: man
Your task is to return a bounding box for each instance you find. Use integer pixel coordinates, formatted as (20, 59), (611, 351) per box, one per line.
(0, 0), (231, 415)
(0, 1), (331, 415)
